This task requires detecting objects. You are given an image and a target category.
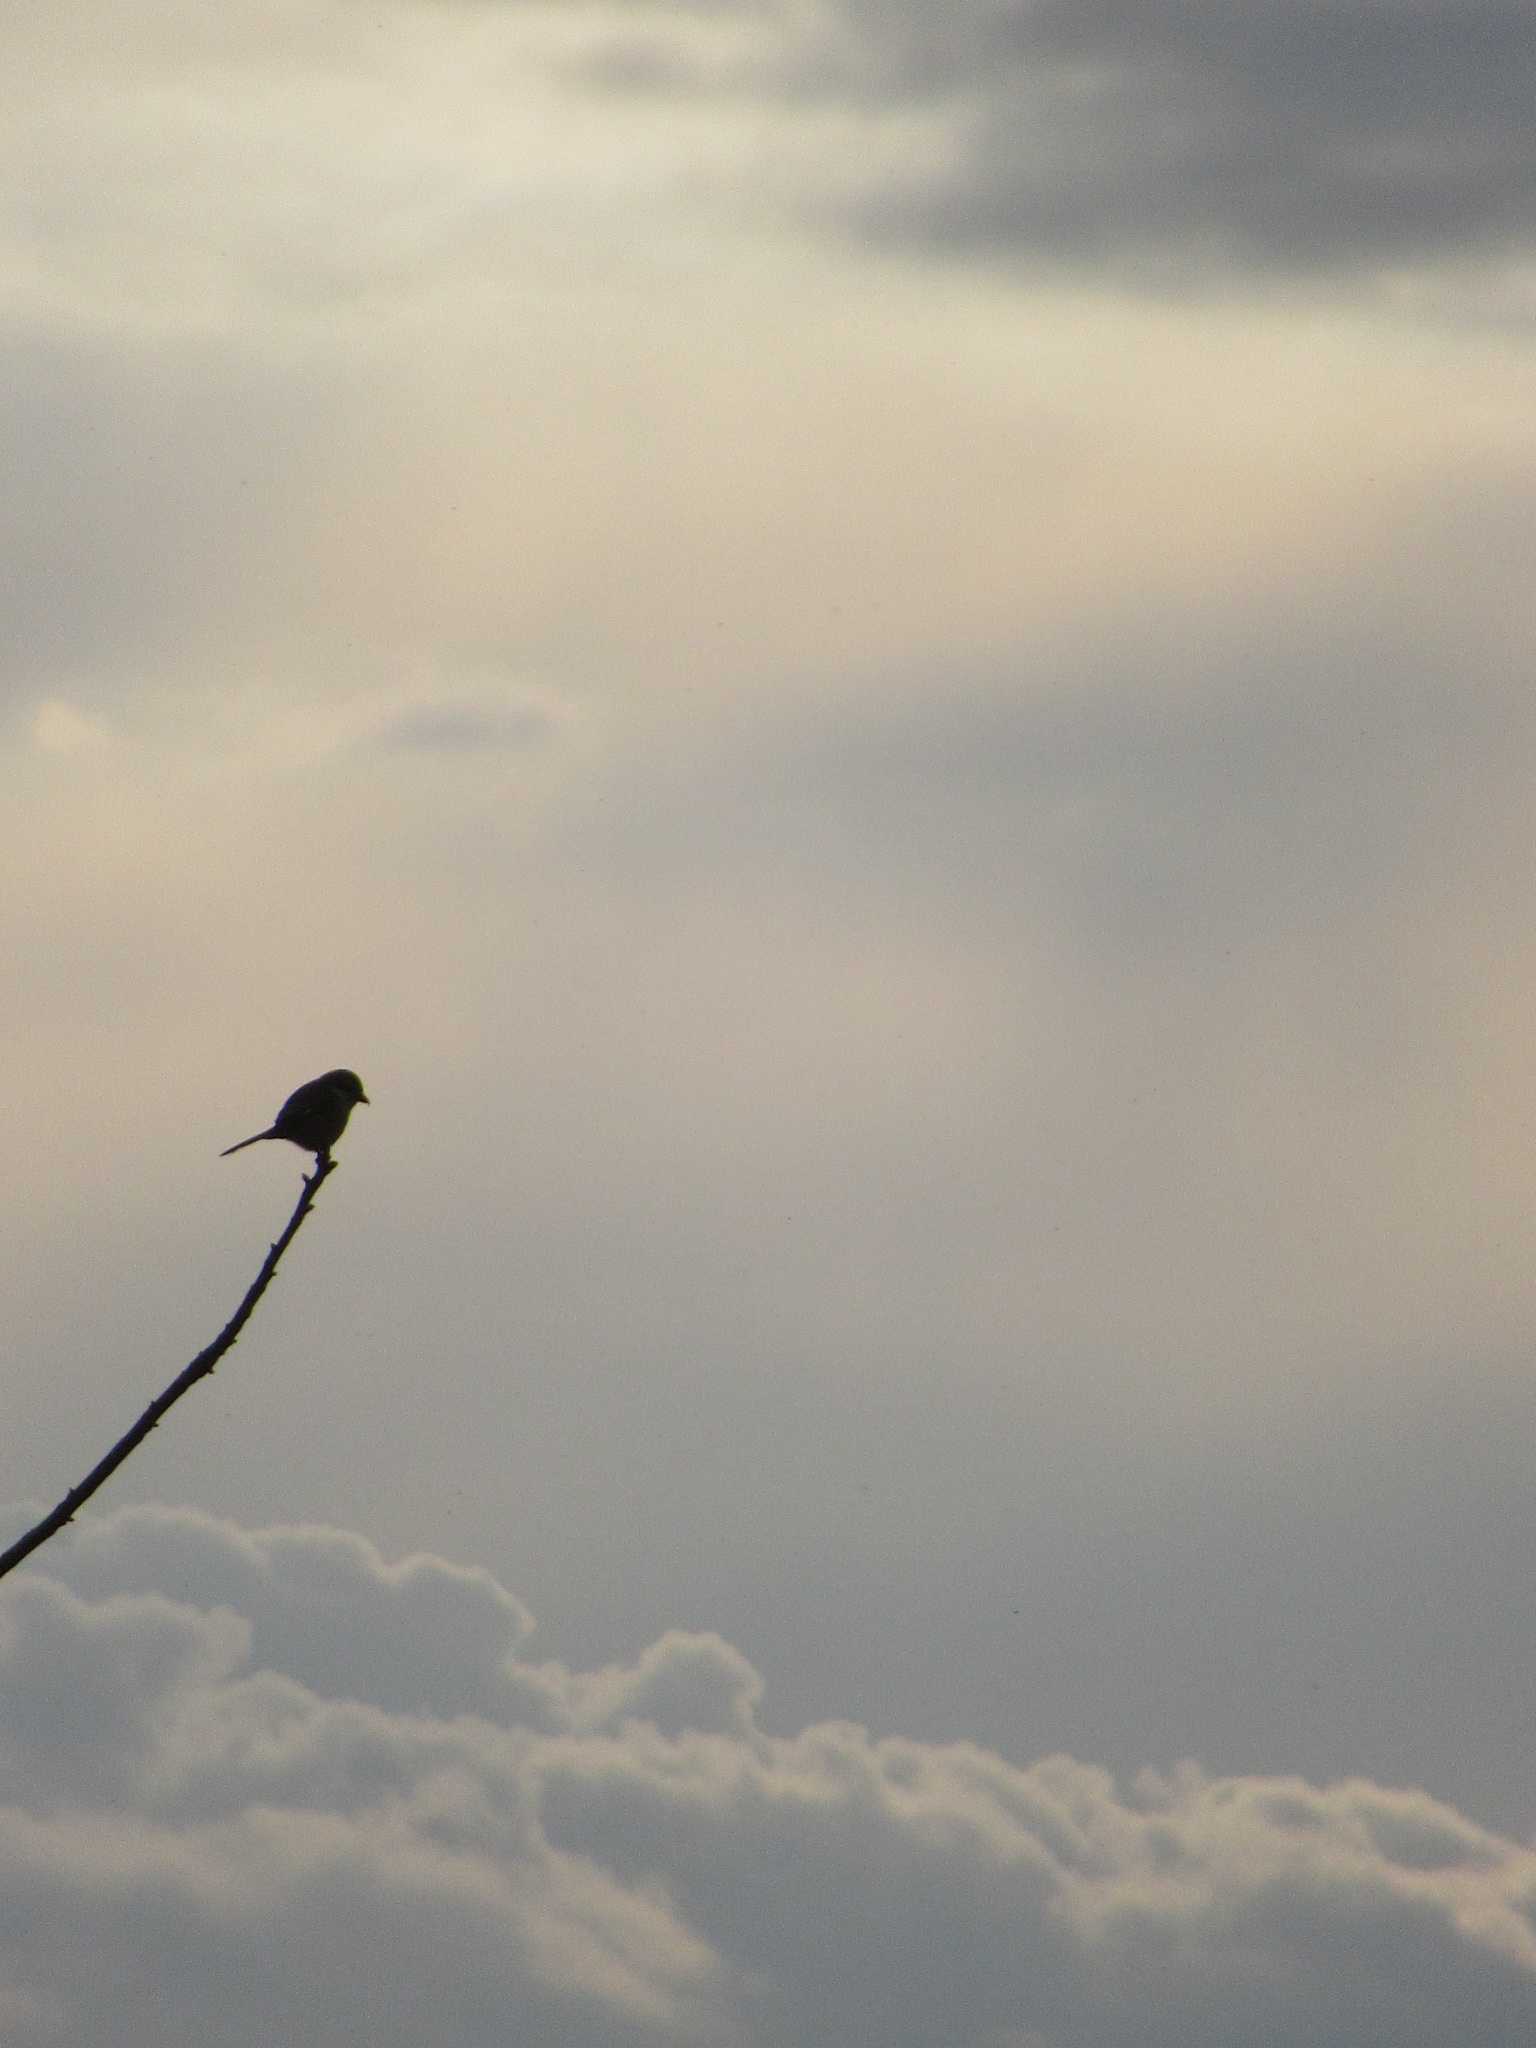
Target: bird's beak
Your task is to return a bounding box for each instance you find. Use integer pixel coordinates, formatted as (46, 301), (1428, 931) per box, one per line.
(359, 1090), (370, 1104)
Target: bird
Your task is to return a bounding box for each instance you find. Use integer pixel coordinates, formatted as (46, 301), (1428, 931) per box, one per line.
(220, 1069), (370, 1161)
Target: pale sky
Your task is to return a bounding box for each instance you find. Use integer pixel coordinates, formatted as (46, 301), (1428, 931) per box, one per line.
(6, 4), (1536, 2042)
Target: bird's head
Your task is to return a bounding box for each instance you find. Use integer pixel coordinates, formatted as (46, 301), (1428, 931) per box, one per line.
(326, 1069), (370, 1105)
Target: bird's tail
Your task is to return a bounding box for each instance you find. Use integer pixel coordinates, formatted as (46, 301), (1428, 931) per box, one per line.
(219, 1130), (273, 1157)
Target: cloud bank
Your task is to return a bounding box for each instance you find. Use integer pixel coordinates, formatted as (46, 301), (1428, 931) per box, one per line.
(3, 1506), (1534, 2047)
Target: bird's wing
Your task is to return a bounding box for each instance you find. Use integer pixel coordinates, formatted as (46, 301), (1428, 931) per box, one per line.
(275, 1075), (332, 1122)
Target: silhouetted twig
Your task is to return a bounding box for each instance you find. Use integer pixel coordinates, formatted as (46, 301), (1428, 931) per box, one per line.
(0, 1156), (339, 1584)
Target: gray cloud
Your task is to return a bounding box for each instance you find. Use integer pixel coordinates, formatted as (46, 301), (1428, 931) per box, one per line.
(372, 700), (554, 754)
(3, 1508), (1535, 2048)
(577, 0), (1536, 281)
(36, 1507), (554, 1725)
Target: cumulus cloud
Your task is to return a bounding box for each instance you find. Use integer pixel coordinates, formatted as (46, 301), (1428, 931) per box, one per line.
(3, 1505), (1534, 2048)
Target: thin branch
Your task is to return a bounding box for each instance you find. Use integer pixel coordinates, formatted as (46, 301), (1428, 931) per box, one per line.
(0, 1155), (340, 1584)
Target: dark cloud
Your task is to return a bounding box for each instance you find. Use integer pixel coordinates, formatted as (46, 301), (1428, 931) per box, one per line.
(374, 701), (553, 754)
(583, 0), (1536, 280)
(3, 1509), (1536, 2048)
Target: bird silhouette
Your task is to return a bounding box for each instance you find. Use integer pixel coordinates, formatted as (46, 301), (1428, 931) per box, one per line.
(221, 1069), (370, 1161)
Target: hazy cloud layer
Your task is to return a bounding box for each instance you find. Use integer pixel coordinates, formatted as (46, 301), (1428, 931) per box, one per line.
(4, 243), (1535, 1835)
(4, 1508), (1536, 2048)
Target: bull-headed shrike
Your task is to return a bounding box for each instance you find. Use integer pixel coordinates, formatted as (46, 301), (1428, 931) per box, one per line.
(221, 1069), (370, 1161)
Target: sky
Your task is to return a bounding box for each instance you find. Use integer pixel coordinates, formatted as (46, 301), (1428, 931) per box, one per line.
(4, 2), (1536, 2041)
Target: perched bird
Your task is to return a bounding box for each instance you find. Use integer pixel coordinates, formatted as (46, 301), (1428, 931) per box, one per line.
(221, 1069), (370, 1161)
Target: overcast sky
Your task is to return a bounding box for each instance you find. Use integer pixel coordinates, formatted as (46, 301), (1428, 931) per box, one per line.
(5, 3), (1536, 2042)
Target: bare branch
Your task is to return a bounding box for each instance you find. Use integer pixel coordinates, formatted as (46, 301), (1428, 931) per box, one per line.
(0, 1156), (340, 1584)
